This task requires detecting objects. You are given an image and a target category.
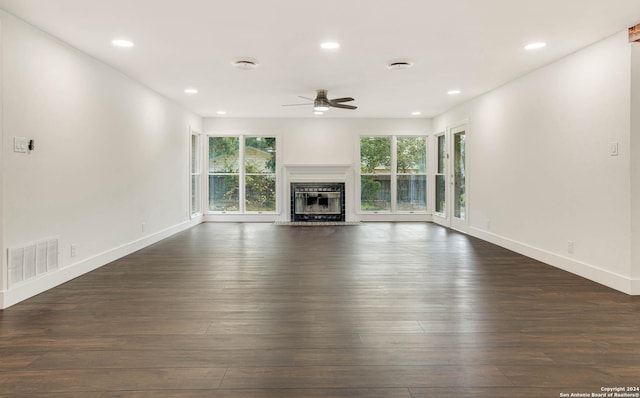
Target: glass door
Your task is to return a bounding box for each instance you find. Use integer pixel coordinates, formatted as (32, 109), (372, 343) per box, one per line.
(450, 123), (467, 232)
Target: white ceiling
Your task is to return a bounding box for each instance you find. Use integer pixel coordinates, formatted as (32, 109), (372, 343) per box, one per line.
(0, 0), (639, 118)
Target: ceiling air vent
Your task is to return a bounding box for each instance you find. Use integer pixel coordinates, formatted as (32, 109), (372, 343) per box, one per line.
(232, 58), (259, 70)
(386, 60), (413, 70)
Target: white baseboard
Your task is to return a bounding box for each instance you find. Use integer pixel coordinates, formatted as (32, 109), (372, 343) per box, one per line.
(468, 226), (638, 295)
(630, 278), (640, 295)
(204, 214), (279, 223)
(1, 217), (203, 309)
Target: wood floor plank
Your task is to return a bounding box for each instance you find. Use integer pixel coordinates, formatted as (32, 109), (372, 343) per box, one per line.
(98, 389), (413, 398)
(0, 368), (226, 394)
(410, 387), (563, 397)
(220, 365), (513, 389)
(1, 222), (639, 396)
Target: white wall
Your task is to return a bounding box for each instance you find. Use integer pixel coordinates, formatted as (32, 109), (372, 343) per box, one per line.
(204, 118), (431, 165)
(1, 11), (202, 308)
(0, 17), (3, 293)
(434, 31), (635, 293)
(631, 41), (640, 285)
(203, 117), (432, 222)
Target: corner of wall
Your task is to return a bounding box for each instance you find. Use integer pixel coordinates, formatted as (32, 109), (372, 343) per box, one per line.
(630, 41), (640, 281)
(0, 14), (5, 295)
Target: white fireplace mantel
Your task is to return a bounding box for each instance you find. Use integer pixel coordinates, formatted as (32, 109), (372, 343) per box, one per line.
(282, 164), (356, 222)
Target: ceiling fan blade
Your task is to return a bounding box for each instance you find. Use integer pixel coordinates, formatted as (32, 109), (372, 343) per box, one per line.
(329, 97), (354, 103)
(298, 96), (315, 101)
(282, 103), (312, 107)
(330, 103), (358, 110)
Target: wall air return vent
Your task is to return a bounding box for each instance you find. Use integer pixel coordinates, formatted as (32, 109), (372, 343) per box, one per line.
(8, 238), (59, 288)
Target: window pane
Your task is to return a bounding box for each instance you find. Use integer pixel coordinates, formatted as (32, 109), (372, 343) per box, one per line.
(209, 137), (239, 173)
(246, 174), (276, 212)
(397, 137), (427, 174)
(361, 175), (391, 211)
(436, 175), (446, 214)
(191, 175), (200, 214)
(397, 175), (426, 211)
(209, 174), (239, 211)
(191, 135), (199, 173)
(454, 132), (466, 219)
(360, 137), (391, 174)
(245, 137), (276, 173)
(437, 135), (446, 174)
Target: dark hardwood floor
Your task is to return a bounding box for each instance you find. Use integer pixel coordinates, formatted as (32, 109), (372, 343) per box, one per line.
(1, 222), (639, 397)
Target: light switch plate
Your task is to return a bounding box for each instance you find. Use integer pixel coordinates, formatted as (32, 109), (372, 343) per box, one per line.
(14, 137), (28, 153)
(610, 141), (619, 156)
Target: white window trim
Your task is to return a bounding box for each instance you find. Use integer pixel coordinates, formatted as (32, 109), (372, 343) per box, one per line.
(434, 132), (447, 218)
(206, 132), (280, 216)
(190, 129), (202, 218)
(357, 133), (429, 215)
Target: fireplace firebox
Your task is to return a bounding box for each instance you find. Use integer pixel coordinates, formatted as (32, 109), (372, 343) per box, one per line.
(291, 183), (345, 222)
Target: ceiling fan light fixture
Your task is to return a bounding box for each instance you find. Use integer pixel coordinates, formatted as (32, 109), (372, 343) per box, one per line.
(314, 111), (324, 115)
(314, 104), (329, 112)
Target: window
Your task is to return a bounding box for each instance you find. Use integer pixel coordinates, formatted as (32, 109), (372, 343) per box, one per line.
(453, 131), (466, 219)
(360, 135), (427, 213)
(360, 136), (391, 211)
(208, 135), (277, 213)
(435, 134), (446, 215)
(244, 137), (276, 212)
(209, 137), (240, 211)
(396, 137), (427, 212)
(190, 132), (201, 216)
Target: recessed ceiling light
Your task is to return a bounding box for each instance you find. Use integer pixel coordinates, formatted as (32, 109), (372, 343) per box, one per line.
(184, 88), (198, 94)
(320, 42), (340, 49)
(216, 110), (227, 115)
(111, 39), (134, 48)
(524, 42), (547, 50)
(448, 90), (461, 95)
(411, 111), (421, 116)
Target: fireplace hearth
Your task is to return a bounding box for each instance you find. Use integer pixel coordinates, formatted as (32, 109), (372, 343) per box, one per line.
(291, 183), (345, 222)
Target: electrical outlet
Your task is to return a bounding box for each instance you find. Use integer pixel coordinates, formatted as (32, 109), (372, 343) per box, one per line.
(70, 244), (77, 258)
(141, 222), (145, 233)
(486, 220), (491, 230)
(567, 240), (574, 254)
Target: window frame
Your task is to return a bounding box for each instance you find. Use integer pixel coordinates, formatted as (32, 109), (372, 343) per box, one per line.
(358, 133), (428, 214)
(206, 133), (278, 215)
(434, 132), (447, 217)
(190, 130), (202, 218)
(395, 135), (428, 213)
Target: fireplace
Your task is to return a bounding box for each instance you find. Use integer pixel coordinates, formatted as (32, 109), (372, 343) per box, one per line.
(291, 183), (345, 222)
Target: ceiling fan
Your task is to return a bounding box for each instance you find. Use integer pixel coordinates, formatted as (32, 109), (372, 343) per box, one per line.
(283, 89), (358, 112)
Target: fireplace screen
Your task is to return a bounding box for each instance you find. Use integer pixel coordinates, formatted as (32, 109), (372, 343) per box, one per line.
(291, 183), (345, 222)
(295, 191), (341, 214)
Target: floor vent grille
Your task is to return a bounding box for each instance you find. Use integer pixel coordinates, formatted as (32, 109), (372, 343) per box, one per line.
(8, 238), (59, 288)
